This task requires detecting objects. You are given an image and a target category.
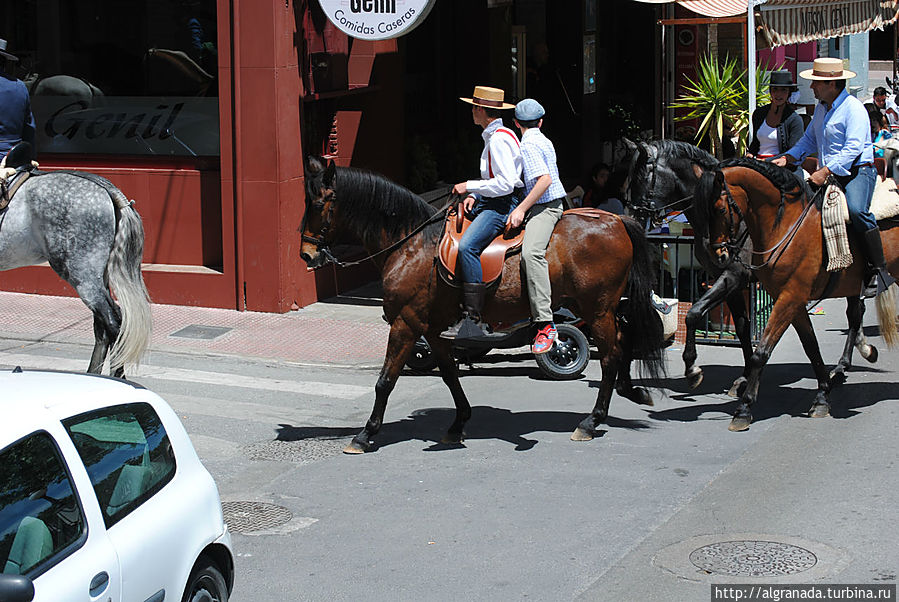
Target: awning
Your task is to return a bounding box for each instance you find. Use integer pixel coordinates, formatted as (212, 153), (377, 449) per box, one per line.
(758, 0), (899, 47)
(632, 0), (747, 18)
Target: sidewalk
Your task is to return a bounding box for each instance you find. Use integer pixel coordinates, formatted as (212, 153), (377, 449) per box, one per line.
(0, 284), (391, 369)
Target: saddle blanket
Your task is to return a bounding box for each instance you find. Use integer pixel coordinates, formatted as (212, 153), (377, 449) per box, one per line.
(822, 177), (899, 272)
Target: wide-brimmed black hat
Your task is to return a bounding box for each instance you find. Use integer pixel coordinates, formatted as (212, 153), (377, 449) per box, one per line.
(0, 39), (19, 62)
(769, 69), (798, 90)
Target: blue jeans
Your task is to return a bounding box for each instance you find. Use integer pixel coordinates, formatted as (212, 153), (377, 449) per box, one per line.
(839, 165), (877, 232)
(457, 193), (517, 283)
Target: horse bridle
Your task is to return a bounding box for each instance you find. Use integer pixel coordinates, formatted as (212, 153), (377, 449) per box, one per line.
(301, 188), (454, 268)
(712, 175), (819, 271)
(629, 152), (694, 224)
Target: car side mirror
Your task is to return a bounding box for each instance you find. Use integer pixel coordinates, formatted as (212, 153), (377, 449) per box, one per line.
(0, 574), (36, 602)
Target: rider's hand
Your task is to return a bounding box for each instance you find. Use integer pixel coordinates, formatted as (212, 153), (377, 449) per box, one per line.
(809, 166), (831, 187)
(452, 182), (468, 196)
(462, 195), (476, 213)
(745, 152), (755, 159)
(771, 156), (789, 167)
(506, 207), (526, 229)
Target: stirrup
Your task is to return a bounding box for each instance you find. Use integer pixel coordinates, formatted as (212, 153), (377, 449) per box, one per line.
(440, 315), (490, 341)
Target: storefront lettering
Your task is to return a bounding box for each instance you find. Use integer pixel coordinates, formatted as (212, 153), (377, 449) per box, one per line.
(323, 0), (434, 40)
(798, 4), (854, 35)
(350, 0), (395, 13)
(45, 102), (185, 142)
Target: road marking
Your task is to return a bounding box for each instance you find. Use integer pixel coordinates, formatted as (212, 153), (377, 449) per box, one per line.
(0, 352), (370, 399)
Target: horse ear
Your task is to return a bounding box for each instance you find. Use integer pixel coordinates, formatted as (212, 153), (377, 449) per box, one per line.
(622, 137), (638, 153)
(306, 156), (325, 175)
(323, 160), (337, 187)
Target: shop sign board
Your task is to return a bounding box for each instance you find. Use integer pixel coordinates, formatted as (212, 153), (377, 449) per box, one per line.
(319, 0), (436, 40)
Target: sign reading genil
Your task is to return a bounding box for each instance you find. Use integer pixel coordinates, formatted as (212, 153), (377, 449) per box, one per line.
(319, 0), (436, 40)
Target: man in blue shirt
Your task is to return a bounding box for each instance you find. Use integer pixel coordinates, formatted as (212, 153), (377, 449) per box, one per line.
(773, 57), (894, 297)
(509, 99), (567, 354)
(0, 39), (35, 163)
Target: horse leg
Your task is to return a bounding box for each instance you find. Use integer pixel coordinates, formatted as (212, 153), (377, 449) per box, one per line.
(426, 336), (473, 444)
(682, 272), (740, 389)
(76, 285), (122, 376)
(615, 328), (653, 407)
(830, 296), (867, 385)
(791, 311), (832, 418)
(724, 286), (753, 398)
(573, 312), (620, 441)
(345, 319), (418, 454)
(729, 299), (797, 432)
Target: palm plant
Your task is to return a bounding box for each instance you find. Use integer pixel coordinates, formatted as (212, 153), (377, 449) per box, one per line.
(671, 54), (745, 159)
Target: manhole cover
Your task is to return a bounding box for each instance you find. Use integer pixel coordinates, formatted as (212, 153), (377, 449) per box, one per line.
(222, 501), (292, 534)
(689, 540), (817, 577)
(244, 438), (347, 463)
(654, 534), (849, 584)
(169, 324), (233, 340)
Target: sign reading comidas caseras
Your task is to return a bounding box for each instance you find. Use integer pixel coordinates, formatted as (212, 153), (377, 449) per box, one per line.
(319, 0), (436, 40)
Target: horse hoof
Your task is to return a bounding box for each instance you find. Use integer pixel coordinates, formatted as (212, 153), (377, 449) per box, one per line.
(343, 440), (369, 454)
(862, 345), (879, 363)
(808, 403), (831, 418)
(685, 368), (703, 390)
(570, 427), (594, 441)
(633, 387), (654, 406)
(728, 415), (751, 432)
(828, 369), (847, 386)
(727, 377), (747, 398)
(440, 432), (465, 444)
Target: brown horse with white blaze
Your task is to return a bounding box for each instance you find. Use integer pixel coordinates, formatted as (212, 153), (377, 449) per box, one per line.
(300, 158), (666, 453)
(698, 158), (899, 431)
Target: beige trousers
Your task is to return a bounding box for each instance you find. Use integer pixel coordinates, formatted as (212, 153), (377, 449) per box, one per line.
(521, 198), (564, 323)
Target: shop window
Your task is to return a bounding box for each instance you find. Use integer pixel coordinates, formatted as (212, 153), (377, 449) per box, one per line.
(5, 0), (219, 157)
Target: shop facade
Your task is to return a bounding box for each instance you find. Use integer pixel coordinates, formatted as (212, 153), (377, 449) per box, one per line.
(2, 0), (658, 312)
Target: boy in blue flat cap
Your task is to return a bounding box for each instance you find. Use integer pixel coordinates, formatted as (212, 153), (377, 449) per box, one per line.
(509, 98), (567, 354)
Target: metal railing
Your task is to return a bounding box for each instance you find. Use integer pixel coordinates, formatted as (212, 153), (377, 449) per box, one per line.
(646, 233), (774, 345)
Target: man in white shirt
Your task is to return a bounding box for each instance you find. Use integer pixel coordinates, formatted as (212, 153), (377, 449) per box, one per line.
(508, 98), (567, 354)
(441, 86), (524, 340)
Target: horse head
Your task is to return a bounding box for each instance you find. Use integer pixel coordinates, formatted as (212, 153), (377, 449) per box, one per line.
(300, 156), (339, 269)
(625, 139), (710, 226)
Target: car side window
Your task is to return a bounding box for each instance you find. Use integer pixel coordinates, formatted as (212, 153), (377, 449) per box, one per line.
(0, 432), (87, 577)
(63, 403), (176, 529)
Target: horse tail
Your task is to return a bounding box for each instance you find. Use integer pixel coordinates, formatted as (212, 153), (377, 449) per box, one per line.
(106, 188), (152, 372)
(875, 284), (899, 348)
(620, 216), (666, 380)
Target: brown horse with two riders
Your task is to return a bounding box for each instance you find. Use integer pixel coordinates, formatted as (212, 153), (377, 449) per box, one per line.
(697, 157), (899, 431)
(300, 157), (666, 453)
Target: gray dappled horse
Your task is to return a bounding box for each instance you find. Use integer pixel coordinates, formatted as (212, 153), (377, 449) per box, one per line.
(0, 170), (151, 376)
(624, 139), (876, 394)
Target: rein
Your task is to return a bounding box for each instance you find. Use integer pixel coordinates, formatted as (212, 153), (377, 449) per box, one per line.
(303, 191), (455, 268)
(629, 151), (694, 222)
(717, 177), (823, 272)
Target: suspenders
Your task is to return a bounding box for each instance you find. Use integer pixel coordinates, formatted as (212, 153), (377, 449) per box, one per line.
(487, 128), (520, 178)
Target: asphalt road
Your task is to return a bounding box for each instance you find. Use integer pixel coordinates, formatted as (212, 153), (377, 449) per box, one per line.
(1, 297), (897, 601)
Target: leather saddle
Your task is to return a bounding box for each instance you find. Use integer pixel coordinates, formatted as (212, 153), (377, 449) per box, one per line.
(0, 142), (37, 212)
(437, 205), (524, 286)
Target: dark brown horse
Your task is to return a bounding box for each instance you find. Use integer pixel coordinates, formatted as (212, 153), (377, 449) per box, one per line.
(300, 158), (665, 453)
(698, 158), (899, 431)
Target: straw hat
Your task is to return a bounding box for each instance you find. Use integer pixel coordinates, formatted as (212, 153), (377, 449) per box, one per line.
(460, 85), (515, 110)
(799, 57), (856, 81)
(0, 39), (18, 62)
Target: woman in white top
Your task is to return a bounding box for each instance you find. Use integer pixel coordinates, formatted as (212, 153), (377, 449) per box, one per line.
(746, 70), (804, 173)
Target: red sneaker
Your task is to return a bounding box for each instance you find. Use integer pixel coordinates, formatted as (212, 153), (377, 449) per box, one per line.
(532, 323), (557, 354)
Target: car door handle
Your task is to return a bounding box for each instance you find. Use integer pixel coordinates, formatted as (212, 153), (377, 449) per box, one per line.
(89, 571), (108, 597)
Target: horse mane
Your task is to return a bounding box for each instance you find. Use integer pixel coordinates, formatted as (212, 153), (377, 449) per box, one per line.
(649, 139), (718, 170)
(719, 157), (810, 226)
(334, 167), (441, 248)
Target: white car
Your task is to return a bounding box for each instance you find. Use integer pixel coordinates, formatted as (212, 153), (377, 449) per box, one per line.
(0, 369), (233, 602)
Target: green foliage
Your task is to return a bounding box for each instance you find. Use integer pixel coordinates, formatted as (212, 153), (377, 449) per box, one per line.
(672, 54), (773, 158)
(608, 103), (643, 141)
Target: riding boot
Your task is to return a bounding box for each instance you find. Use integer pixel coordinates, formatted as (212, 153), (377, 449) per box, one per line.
(440, 282), (491, 340)
(861, 227), (895, 298)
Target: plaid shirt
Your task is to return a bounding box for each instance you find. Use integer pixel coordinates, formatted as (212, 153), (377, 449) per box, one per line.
(520, 128), (566, 204)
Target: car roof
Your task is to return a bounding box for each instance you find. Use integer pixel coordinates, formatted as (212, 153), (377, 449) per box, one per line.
(0, 369), (151, 446)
